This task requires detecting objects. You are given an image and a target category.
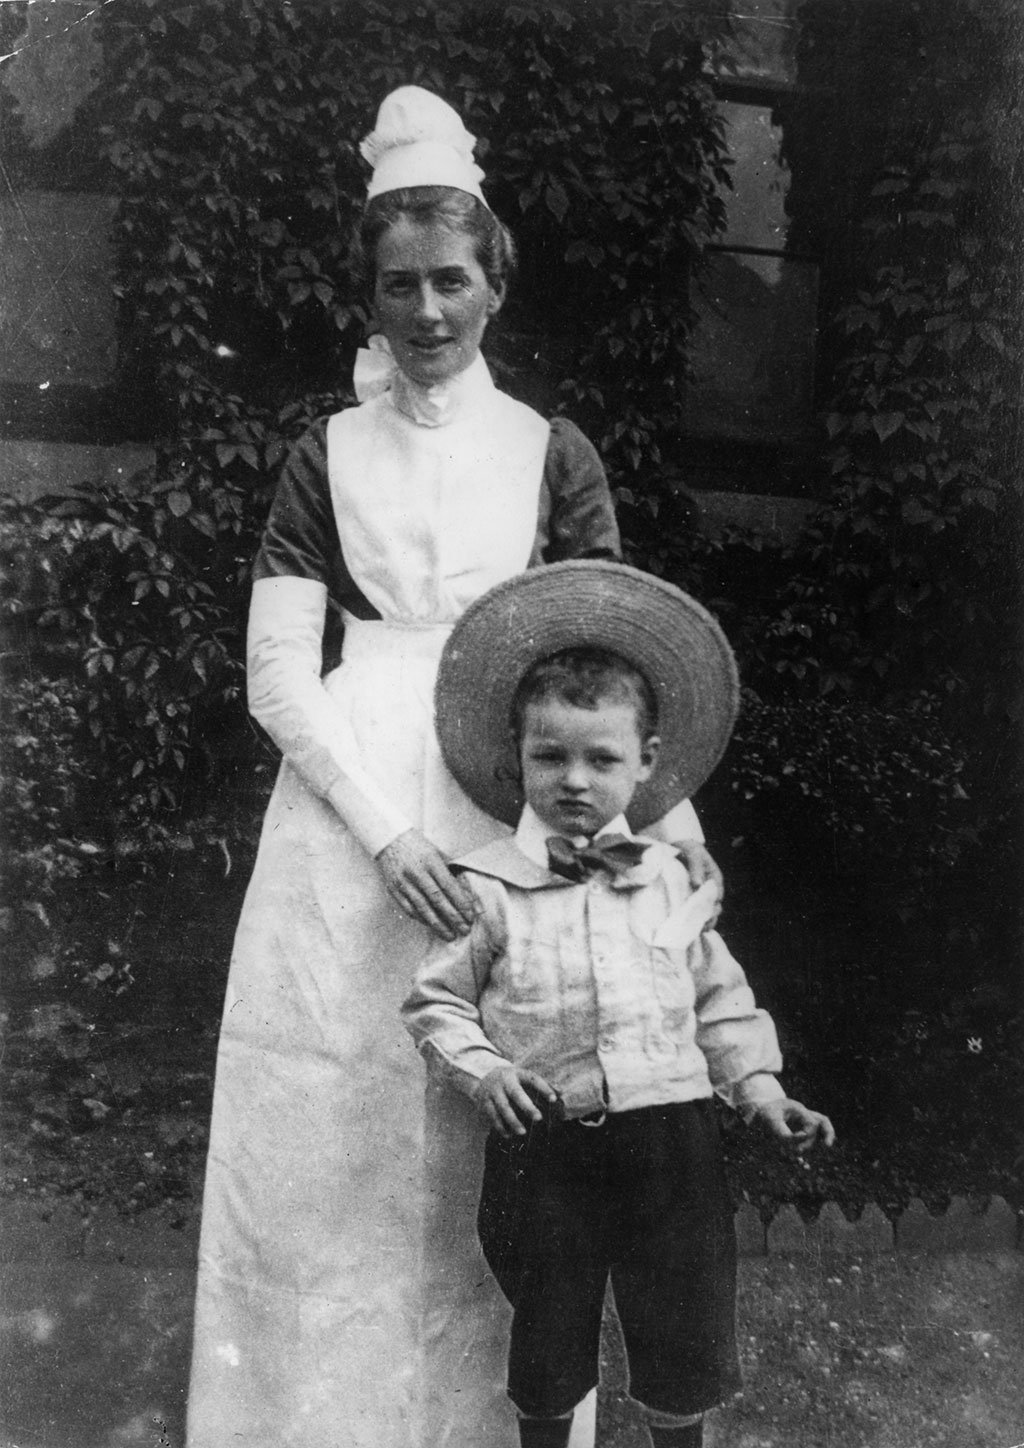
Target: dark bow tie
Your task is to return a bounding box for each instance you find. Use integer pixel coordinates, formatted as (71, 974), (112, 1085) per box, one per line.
(546, 833), (649, 883)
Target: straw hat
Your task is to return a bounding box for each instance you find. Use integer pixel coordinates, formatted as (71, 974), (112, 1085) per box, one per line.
(435, 561), (739, 828)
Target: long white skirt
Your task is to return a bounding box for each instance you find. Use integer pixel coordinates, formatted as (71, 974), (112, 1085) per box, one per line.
(186, 622), (525, 1447)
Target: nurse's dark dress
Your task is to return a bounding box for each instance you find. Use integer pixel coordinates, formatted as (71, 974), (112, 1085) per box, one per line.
(185, 356), (700, 1448)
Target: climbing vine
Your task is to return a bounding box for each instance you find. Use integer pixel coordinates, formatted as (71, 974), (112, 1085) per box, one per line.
(776, 0), (1023, 722)
(23, 0), (729, 817)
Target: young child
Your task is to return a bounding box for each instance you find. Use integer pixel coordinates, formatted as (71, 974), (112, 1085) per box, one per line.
(403, 562), (834, 1448)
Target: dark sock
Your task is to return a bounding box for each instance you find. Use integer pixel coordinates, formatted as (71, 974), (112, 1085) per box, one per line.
(518, 1414), (574, 1448)
(648, 1421), (703, 1448)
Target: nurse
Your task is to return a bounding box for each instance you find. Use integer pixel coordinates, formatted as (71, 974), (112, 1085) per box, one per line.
(186, 85), (715, 1448)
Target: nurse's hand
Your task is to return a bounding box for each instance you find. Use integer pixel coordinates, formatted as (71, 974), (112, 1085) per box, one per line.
(376, 828), (478, 941)
(672, 839), (723, 924)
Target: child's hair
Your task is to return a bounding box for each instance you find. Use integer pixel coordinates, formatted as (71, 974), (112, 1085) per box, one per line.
(510, 647), (658, 743)
(352, 185), (517, 294)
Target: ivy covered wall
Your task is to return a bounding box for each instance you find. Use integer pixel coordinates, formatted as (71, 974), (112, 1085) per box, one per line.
(2, 0), (1021, 1209)
(2, 0), (1020, 850)
(95, 0), (735, 472)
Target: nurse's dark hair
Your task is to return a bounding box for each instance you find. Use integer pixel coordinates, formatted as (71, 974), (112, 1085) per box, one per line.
(353, 186), (517, 294)
(510, 647), (659, 745)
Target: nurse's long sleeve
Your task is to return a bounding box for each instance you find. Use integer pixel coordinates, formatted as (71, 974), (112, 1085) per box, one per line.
(642, 798), (704, 845)
(247, 575), (412, 858)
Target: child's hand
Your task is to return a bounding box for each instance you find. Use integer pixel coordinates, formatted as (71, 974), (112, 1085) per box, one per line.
(475, 1067), (559, 1138)
(750, 1098), (836, 1155)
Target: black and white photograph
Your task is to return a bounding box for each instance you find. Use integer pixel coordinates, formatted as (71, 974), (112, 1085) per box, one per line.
(1, 3), (1021, 1446)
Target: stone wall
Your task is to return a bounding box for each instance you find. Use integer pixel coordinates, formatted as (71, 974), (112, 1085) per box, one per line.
(0, 5), (155, 498)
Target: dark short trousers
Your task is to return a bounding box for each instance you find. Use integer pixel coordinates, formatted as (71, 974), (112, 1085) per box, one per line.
(477, 1099), (741, 1420)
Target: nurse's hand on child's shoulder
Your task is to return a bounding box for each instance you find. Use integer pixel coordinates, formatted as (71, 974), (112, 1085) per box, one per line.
(474, 1066), (560, 1138)
(376, 828), (479, 941)
(750, 1098), (836, 1154)
(672, 840), (724, 924)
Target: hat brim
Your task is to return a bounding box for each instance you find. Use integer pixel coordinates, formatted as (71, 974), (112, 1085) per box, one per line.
(435, 561), (739, 829)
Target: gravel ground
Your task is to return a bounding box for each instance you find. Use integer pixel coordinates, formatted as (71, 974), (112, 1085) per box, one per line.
(601, 1252), (1024, 1448)
(2, 1195), (1022, 1448)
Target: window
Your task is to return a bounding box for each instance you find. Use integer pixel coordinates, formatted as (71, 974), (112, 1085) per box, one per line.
(680, 0), (821, 491)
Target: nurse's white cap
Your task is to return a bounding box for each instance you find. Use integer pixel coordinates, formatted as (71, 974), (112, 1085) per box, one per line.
(360, 85), (487, 204)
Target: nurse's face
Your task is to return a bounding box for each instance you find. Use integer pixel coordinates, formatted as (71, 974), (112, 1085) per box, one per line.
(373, 218), (504, 387)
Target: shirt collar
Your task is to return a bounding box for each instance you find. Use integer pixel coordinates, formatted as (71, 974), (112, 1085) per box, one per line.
(515, 804), (634, 869)
(454, 808), (671, 890)
(387, 350), (494, 427)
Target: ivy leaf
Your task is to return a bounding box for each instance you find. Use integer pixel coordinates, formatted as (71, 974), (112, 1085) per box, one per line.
(824, 412), (846, 439)
(872, 176), (910, 196)
(167, 491), (192, 517)
(544, 181), (569, 223)
(871, 412), (905, 442)
(188, 513), (218, 540)
(901, 498), (933, 525)
(944, 321), (972, 353)
(977, 322), (1006, 354)
(897, 335), (924, 368)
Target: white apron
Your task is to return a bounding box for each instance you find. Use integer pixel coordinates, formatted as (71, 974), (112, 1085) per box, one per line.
(186, 371), (598, 1447)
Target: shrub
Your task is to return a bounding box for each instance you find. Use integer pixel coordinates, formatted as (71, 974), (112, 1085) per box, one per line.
(726, 688), (969, 879)
(0, 672), (86, 965)
(784, 0), (1024, 730)
(1, 484), (247, 822)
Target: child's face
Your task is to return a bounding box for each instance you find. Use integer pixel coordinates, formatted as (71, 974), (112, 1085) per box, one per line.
(519, 697), (659, 839)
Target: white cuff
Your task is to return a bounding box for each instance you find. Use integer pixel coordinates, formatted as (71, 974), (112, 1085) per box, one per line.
(725, 1073), (787, 1119)
(248, 575), (414, 856)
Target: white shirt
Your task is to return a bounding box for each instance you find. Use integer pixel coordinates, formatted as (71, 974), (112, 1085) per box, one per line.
(402, 807), (783, 1120)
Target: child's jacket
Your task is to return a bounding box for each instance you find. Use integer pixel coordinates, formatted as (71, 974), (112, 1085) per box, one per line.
(402, 807), (785, 1122)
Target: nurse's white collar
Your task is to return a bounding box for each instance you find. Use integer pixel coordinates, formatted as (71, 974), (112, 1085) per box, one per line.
(388, 351), (494, 428)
